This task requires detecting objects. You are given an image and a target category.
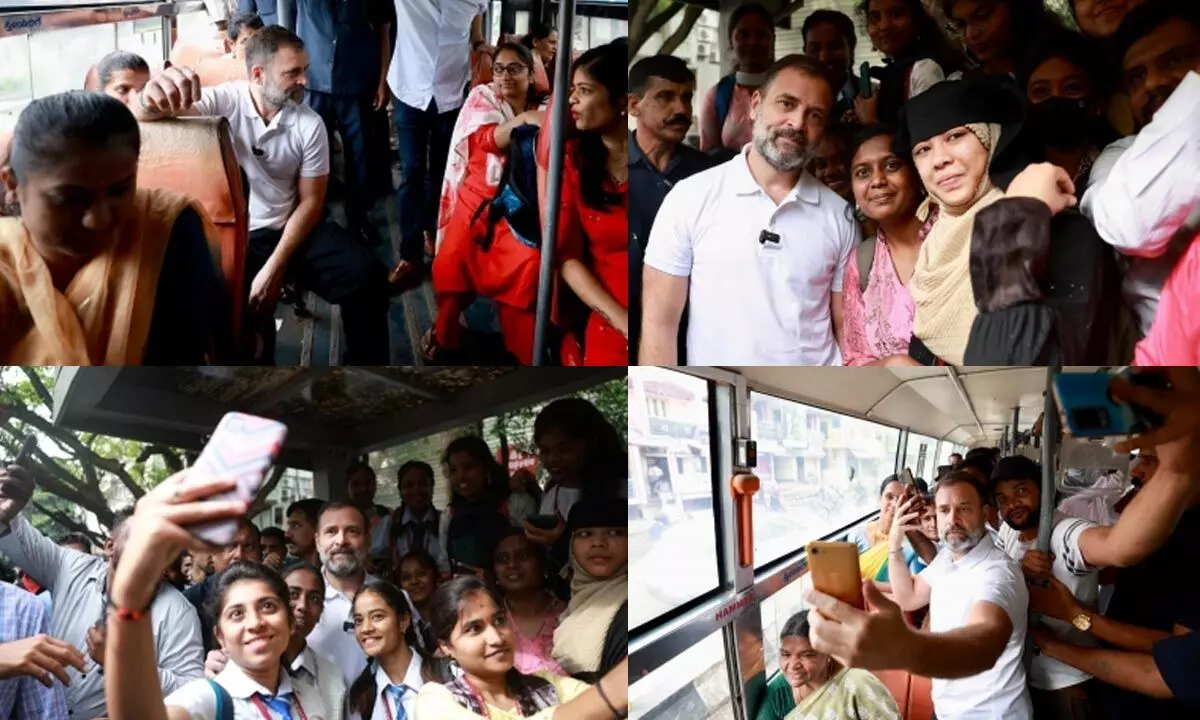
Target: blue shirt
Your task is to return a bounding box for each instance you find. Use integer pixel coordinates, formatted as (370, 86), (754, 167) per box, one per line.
(239, 0), (390, 95)
(0, 583), (69, 720)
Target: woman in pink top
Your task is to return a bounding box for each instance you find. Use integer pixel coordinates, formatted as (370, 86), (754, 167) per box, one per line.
(493, 529), (567, 675)
(1134, 229), (1200, 366)
(699, 3), (775, 154)
(841, 125), (936, 366)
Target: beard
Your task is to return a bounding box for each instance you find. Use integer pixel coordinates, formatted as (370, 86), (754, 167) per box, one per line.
(940, 523), (985, 553)
(1002, 505), (1039, 531)
(753, 108), (814, 172)
(320, 545), (366, 578)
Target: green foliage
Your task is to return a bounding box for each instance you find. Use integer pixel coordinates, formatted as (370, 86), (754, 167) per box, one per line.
(0, 367), (183, 539)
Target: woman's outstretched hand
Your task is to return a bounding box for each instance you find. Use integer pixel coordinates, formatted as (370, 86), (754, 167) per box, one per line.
(109, 471), (248, 612)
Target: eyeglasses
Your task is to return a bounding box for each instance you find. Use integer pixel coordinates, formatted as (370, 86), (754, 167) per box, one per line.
(492, 63), (528, 77)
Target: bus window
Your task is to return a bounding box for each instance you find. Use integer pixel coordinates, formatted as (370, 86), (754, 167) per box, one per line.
(903, 432), (940, 481)
(116, 19), (166, 71)
(629, 367), (721, 630)
(29, 24), (114, 99)
(937, 442), (967, 468)
(0, 36), (33, 115)
(749, 391), (900, 567)
(630, 630), (732, 720)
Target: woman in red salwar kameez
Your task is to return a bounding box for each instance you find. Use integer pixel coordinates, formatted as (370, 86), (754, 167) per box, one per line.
(427, 42), (547, 363)
(538, 41), (629, 366)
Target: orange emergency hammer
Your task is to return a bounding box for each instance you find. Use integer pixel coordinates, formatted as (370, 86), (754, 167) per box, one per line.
(730, 473), (760, 568)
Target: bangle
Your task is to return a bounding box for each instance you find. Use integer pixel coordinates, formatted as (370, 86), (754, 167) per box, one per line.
(107, 598), (150, 621)
(596, 677), (624, 719)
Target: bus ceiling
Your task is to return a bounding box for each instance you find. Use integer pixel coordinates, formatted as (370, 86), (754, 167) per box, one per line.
(49, 366), (622, 494)
(697, 366), (1113, 449)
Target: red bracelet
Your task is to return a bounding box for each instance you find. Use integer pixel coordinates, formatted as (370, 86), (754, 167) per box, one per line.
(108, 598), (150, 621)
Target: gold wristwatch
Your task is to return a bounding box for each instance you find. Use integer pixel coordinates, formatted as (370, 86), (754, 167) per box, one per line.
(1071, 612), (1093, 632)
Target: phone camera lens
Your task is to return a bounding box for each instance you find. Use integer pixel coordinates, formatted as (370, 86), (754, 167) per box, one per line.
(1074, 407), (1109, 429)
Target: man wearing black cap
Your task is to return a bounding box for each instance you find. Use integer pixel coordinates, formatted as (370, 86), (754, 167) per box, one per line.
(993, 449), (1200, 719)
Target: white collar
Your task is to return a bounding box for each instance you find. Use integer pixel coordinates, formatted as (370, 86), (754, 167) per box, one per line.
(401, 507), (436, 525)
(729, 145), (821, 205)
(322, 571), (378, 601)
(237, 82), (295, 131)
(215, 661), (294, 700)
(373, 652), (424, 703)
(289, 644), (318, 679)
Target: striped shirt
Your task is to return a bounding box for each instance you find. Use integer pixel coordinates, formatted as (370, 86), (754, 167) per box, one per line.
(0, 581), (68, 719)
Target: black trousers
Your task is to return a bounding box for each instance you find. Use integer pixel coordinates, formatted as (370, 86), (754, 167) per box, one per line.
(245, 219), (391, 364)
(305, 89), (376, 228)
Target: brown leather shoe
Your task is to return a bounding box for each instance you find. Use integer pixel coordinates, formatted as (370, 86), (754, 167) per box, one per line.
(388, 260), (424, 292)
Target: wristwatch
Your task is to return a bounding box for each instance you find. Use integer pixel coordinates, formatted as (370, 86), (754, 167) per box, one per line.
(1071, 612), (1093, 632)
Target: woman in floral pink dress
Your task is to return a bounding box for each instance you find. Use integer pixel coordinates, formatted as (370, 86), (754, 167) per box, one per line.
(493, 528), (567, 675)
(841, 125), (936, 366)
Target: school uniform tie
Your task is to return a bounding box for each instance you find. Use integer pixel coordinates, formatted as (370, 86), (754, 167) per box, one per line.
(387, 683), (410, 720)
(257, 692), (295, 720)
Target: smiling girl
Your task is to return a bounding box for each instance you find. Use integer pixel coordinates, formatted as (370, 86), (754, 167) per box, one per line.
(348, 580), (435, 720)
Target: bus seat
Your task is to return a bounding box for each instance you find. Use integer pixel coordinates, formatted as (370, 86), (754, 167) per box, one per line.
(170, 30), (229, 68)
(85, 66), (100, 90)
(137, 117), (247, 338)
(871, 669), (912, 717)
(0, 117), (14, 217)
(907, 674), (935, 720)
(194, 55), (248, 87)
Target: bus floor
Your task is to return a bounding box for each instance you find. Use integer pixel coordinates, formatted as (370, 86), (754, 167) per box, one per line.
(271, 153), (519, 367)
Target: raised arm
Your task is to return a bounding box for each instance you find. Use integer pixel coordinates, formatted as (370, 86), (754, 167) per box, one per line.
(886, 497), (931, 612)
(1076, 466), (1199, 568)
(105, 472), (250, 720)
(0, 466), (72, 594)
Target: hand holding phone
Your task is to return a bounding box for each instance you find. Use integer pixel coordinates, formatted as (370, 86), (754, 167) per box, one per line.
(859, 62), (873, 98)
(1053, 370), (1171, 438)
(186, 412), (287, 547)
(807, 541), (865, 610)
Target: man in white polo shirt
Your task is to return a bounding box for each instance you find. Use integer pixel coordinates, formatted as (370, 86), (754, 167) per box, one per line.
(805, 471), (1032, 720)
(132, 25), (392, 365)
(640, 53), (857, 366)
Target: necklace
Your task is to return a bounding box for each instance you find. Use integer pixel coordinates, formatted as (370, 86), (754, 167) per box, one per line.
(504, 594), (552, 641)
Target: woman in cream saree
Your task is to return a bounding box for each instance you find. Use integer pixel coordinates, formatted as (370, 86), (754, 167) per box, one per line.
(0, 91), (226, 365)
(759, 614), (899, 720)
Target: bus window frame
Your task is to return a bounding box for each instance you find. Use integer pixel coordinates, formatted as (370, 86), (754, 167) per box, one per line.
(630, 368), (910, 718)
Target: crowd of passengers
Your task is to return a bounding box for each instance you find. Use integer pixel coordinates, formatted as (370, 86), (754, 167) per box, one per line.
(0, 0), (629, 367)
(0, 397), (630, 720)
(633, 0), (1200, 367)
(747, 368), (1200, 720)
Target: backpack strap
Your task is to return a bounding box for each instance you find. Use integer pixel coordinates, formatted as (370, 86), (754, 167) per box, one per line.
(208, 678), (233, 720)
(856, 237), (877, 294)
(714, 74), (737, 134)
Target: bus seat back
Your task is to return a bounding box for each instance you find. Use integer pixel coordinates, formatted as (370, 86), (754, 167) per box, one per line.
(195, 56), (248, 87)
(871, 669), (912, 717)
(137, 117), (247, 337)
(170, 30), (229, 68)
(85, 66), (100, 90)
(907, 673), (934, 719)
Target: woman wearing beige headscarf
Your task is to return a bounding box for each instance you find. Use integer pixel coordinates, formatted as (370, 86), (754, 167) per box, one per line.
(553, 498), (627, 682)
(895, 76), (1117, 365)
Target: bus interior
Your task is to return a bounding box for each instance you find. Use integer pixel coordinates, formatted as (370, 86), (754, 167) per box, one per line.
(0, 0), (628, 367)
(628, 365), (1154, 720)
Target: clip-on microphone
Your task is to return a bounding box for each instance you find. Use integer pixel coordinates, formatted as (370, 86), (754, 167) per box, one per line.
(759, 230), (781, 246)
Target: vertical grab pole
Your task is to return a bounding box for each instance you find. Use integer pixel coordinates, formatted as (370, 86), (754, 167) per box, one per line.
(278, 0), (294, 32)
(531, 0), (576, 365)
(1012, 406), (1021, 453)
(1036, 366), (1061, 553)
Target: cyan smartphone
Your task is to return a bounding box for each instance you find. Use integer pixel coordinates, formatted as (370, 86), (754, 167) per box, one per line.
(1052, 370), (1169, 437)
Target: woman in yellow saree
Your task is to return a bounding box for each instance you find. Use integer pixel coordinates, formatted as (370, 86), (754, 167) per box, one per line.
(847, 475), (930, 582)
(0, 91), (226, 364)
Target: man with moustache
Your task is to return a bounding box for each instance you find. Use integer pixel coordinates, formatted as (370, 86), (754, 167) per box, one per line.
(805, 472), (1033, 719)
(641, 54), (857, 365)
(628, 54), (712, 365)
(131, 25), (392, 364)
(989, 454), (1197, 719)
(1080, 0), (1200, 337)
(305, 503), (377, 689)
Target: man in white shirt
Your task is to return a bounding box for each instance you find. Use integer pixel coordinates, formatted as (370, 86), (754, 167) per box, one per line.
(805, 472), (1032, 720)
(990, 452), (1200, 717)
(132, 25), (392, 364)
(641, 53), (857, 366)
(306, 503), (375, 689)
(1079, 1), (1200, 335)
(385, 0), (488, 288)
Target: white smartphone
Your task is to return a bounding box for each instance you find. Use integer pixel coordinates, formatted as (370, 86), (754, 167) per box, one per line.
(187, 412), (287, 547)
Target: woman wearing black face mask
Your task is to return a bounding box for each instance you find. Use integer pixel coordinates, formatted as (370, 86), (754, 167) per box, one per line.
(1018, 31), (1119, 190)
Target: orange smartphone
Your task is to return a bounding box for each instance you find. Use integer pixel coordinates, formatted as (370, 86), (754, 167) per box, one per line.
(806, 541), (865, 610)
